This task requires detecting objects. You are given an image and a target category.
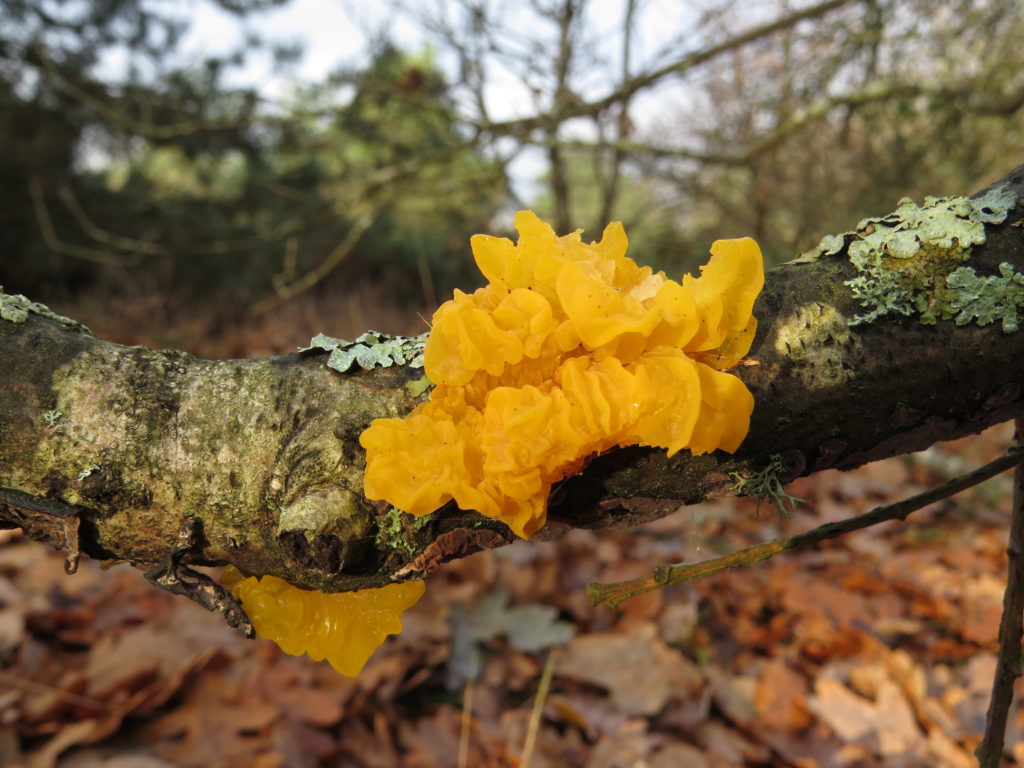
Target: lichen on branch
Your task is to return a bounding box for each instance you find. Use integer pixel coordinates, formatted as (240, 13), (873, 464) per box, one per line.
(797, 185), (1020, 328)
(0, 288), (91, 333)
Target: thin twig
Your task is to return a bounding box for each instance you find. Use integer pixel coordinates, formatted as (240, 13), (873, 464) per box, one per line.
(977, 417), (1024, 767)
(589, 445), (1024, 608)
(246, 212), (375, 316)
(0, 670), (112, 712)
(28, 176), (125, 266)
(521, 648), (558, 768)
(56, 183), (166, 257)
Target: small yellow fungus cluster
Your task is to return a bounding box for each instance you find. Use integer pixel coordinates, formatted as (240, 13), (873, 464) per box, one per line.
(360, 211), (764, 538)
(223, 567), (425, 676)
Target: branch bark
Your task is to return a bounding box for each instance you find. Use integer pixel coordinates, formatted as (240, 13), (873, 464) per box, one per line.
(2, 164), (1024, 605)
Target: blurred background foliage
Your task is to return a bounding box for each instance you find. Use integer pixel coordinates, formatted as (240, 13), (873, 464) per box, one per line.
(2, 0), (1023, 353)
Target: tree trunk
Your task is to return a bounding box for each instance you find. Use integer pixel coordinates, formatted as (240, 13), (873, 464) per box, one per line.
(2, 165), (1023, 620)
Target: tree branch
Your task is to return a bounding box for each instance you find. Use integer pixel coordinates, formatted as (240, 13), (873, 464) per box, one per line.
(2, 164), (1024, 607)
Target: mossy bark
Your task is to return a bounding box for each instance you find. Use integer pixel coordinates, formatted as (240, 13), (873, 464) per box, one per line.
(2, 165), (1024, 600)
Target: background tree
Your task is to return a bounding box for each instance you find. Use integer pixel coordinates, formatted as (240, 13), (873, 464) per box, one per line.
(1, 0), (507, 340)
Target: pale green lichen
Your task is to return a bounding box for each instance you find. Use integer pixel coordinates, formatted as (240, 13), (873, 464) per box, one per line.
(302, 331), (427, 373)
(42, 409), (63, 428)
(0, 289), (90, 333)
(76, 463), (101, 482)
(944, 263), (1024, 332)
(794, 185), (1022, 330)
(374, 506), (419, 556)
(730, 455), (806, 516)
(773, 303), (861, 388)
(404, 375), (432, 398)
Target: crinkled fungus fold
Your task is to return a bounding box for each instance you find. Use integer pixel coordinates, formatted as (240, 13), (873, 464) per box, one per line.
(361, 211), (764, 538)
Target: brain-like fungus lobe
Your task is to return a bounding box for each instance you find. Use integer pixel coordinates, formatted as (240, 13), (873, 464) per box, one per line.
(360, 211), (764, 538)
(224, 567), (425, 676)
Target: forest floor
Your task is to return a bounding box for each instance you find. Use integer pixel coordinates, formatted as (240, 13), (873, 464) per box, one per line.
(2, 297), (1022, 768)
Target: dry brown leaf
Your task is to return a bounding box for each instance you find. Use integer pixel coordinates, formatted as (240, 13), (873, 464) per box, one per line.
(26, 720), (100, 768)
(754, 658), (813, 730)
(809, 677), (875, 742)
(83, 625), (221, 709)
(959, 601), (1001, 646)
(873, 681), (922, 756)
(584, 727), (655, 768)
(141, 671), (280, 767)
(270, 686), (342, 728)
(543, 693), (631, 741)
(0, 608), (25, 659)
(926, 726), (976, 768)
(558, 625), (702, 716)
(56, 750), (178, 768)
(697, 720), (771, 765)
(398, 705), (464, 768)
(649, 742), (711, 768)
(706, 665), (757, 728)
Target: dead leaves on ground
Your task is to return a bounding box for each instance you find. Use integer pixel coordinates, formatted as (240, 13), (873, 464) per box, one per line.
(2, 425), (1023, 766)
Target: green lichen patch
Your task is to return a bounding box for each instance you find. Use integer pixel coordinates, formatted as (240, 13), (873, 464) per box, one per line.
(773, 303), (860, 388)
(302, 331), (427, 374)
(944, 263), (1024, 332)
(374, 506), (421, 556)
(729, 455), (806, 516)
(797, 185), (1016, 265)
(791, 233), (846, 263)
(76, 463), (101, 482)
(0, 289), (90, 333)
(799, 185), (1018, 328)
(405, 375), (432, 398)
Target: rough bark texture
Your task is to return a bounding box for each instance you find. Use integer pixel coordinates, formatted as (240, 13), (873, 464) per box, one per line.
(2, 166), (1024, 604)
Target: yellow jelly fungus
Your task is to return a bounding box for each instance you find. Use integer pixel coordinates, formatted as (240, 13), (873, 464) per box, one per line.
(360, 211), (764, 539)
(223, 566), (425, 676)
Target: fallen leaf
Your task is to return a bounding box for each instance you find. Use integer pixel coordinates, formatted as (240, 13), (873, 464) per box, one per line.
(754, 658), (812, 730)
(558, 625), (702, 716)
(927, 726), (976, 768)
(707, 665), (757, 727)
(448, 588), (574, 685)
(874, 681), (922, 756)
(697, 719), (771, 764)
(27, 720), (99, 768)
(0, 608), (25, 659)
(141, 671), (280, 767)
(650, 742), (711, 768)
(809, 677), (875, 742)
